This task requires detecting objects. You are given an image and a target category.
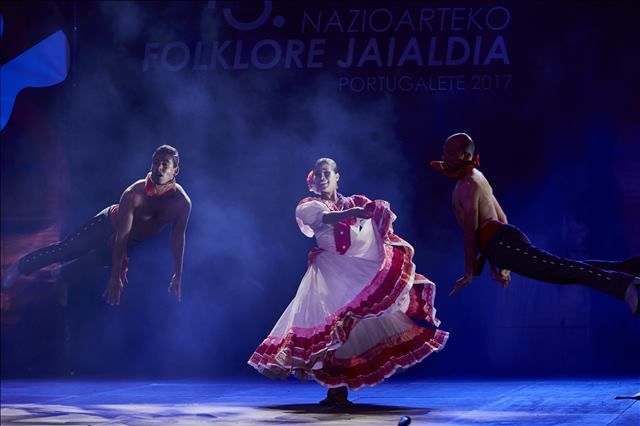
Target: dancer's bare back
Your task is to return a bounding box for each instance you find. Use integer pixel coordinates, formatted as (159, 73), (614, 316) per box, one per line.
(452, 169), (506, 230)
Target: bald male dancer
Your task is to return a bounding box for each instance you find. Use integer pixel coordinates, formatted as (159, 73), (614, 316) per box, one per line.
(431, 133), (639, 314)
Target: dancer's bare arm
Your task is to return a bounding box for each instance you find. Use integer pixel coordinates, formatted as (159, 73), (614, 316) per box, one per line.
(449, 180), (481, 296)
(489, 188), (510, 286)
(323, 208), (370, 224)
(494, 198), (508, 223)
(168, 198), (191, 302)
(104, 186), (141, 305)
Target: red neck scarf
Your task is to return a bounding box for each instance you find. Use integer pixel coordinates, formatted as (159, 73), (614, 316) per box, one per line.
(144, 172), (176, 197)
(430, 154), (480, 180)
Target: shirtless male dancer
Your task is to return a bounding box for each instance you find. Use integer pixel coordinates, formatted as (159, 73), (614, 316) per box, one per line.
(2, 145), (192, 306)
(431, 133), (639, 314)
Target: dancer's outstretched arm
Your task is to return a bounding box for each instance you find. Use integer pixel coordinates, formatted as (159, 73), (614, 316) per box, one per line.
(322, 207), (370, 224)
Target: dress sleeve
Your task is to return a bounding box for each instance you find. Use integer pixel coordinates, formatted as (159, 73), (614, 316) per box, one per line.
(295, 200), (329, 237)
(351, 194), (372, 207)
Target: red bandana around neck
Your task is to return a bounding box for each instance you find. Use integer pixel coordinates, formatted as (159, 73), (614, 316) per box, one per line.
(144, 172), (177, 197)
(430, 154), (480, 180)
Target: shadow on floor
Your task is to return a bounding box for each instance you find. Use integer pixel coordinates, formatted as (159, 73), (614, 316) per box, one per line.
(262, 403), (430, 414)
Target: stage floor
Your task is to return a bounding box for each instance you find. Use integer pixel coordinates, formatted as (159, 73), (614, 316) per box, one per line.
(1, 378), (638, 425)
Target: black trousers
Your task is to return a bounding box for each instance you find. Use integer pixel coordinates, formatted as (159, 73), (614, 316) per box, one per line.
(584, 258), (640, 277)
(482, 224), (637, 301)
(17, 206), (115, 283)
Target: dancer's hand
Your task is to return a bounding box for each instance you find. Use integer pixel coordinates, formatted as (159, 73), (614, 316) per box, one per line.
(352, 207), (370, 219)
(449, 274), (473, 296)
(168, 274), (181, 302)
(103, 277), (124, 305)
(491, 267), (511, 288)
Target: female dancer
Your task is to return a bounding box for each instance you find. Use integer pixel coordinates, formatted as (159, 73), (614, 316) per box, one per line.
(249, 158), (448, 405)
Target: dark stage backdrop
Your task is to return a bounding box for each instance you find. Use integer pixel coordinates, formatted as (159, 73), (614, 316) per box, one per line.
(1, 1), (639, 379)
